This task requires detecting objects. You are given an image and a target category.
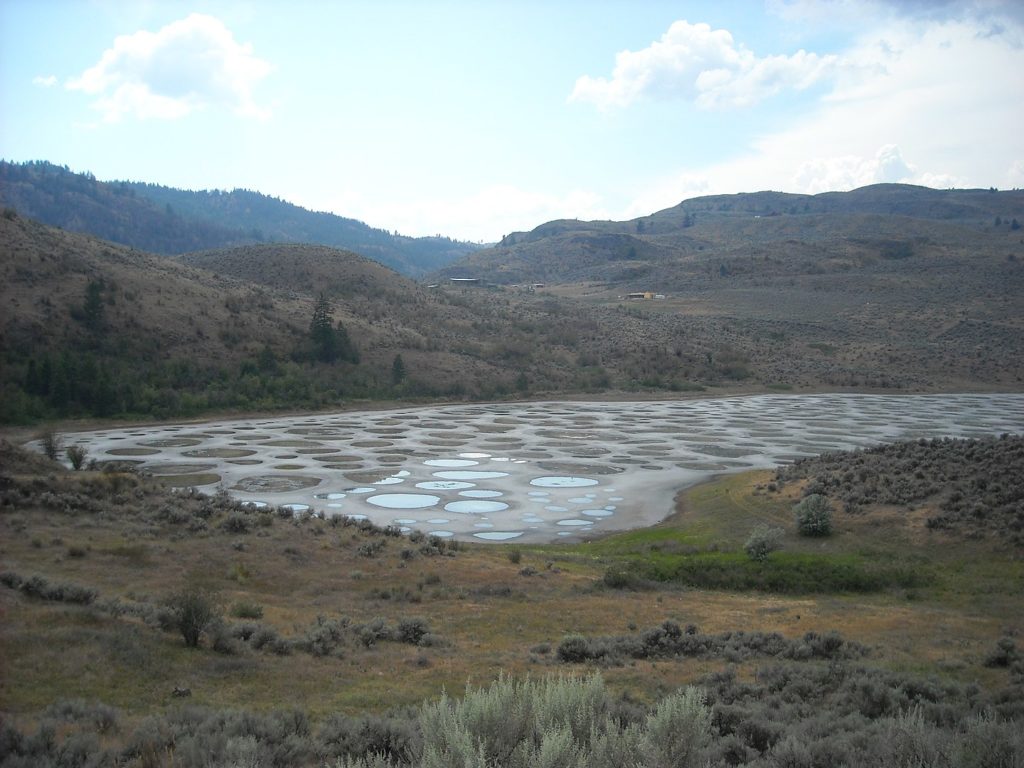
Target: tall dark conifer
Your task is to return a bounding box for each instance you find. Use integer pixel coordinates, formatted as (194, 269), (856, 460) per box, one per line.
(309, 293), (337, 362)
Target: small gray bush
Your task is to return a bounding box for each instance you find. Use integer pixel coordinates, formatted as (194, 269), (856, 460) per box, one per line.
(795, 493), (833, 537)
(65, 445), (88, 470)
(745, 525), (784, 562)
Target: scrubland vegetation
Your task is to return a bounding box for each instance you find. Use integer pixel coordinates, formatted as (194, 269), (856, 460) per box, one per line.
(2, 434), (1022, 766)
(776, 435), (1024, 547)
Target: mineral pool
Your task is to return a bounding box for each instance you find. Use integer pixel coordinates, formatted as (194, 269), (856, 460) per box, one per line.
(46, 394), (1024, 543)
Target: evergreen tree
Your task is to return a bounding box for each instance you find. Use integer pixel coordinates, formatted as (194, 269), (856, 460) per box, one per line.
(309, 294), (338, 362)
(257, 344), (278, 373)
(391, 354), (406, 385)
(336, 322), (358, 364)
(82, 280), (105, 336)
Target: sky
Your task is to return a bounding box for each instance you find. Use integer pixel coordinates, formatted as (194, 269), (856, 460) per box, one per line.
(2, 0), (1023, 243)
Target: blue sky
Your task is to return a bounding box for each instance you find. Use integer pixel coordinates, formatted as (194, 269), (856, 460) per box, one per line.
(2, 0), (1022, 242)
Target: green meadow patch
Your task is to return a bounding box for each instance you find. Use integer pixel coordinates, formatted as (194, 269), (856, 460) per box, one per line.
(626, 551), (930, 594)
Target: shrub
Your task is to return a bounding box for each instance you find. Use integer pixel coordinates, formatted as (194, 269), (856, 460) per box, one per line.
(642, 687), (710, 768)
(231, 601), (264, 619)
(602, 567), (649, 590)
(39, 431), (63, 461)
(357, 540), (385, 558)
(15, 574), (97, 604)
(983, 636), (1020, 668)
(249, 625), (281, 651)
(745, 525), (784, 562)
(319, 713), (421, 764)
(221, 513), (251, 534)
(165, 584), (220, 648)
(418, 673), (711, 768)
(300, 616), (348, 657)
(65, 445), (88, 470)
(209, 622), (240, 655)
(43, 699), (120, 734)
(357, 617), (392, 647)
(795, 494), (833, 537)
(557, 635), (592, 663)
(396, 617), (430, 645)
(550, 622), (867, 666)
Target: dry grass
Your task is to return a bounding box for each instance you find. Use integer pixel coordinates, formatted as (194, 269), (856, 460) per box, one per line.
(1, 458), (1020, 727)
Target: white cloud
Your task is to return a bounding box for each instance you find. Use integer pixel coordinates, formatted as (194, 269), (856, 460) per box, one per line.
(66, 13), (272, 122)
(1006, 160), (1024, 189)
(33, 75), (58, 88)
(792, 144), (917, 193)
(569, 20), (837, 109)
(617, 13), (1023, 214)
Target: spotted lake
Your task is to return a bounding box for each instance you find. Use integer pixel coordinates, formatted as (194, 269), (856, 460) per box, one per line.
(51, 394), (1024, 543)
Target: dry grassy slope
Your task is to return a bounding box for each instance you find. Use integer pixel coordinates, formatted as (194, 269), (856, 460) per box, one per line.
(429, 185), (1024, 390)
(0, 214), (303, 368)
(181, 244), (413, 299)
(0, 218), (598, 397)
(438, 184), (1024, 287)
(174, 243), (589, 385)
(4, 209), (1022, 402)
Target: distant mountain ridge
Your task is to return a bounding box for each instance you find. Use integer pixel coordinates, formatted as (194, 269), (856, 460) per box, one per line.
(437, 183), (1024, 286)
(0, 160), (480, 276)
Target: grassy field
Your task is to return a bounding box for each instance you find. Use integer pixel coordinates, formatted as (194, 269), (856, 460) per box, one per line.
(3, 450), (1020, 732)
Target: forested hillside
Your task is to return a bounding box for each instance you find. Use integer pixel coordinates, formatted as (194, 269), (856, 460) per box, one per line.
(0, 161), (479, 276)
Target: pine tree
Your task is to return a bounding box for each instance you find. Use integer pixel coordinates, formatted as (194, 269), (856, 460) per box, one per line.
(82, 280), (105, 336)
(309, 294), (337, 362)
(391, 354), (406, 385)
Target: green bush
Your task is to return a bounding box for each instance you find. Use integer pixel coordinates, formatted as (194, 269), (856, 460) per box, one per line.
(557, 635), (592, 663)
(602, 567), (651, 590)
(636, 552), (926, 594)
(165, 584), (220, 648)
(230, 601), (264, 619)
(221, 513), (251, 534)
(396, 617), (430, 645)
(794, 494), (833, 537)
(744, 524), (784, 562)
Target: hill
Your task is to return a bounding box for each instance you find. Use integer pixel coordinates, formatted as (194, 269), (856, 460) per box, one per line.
(433, 184), (1024, 393)
(0, 160), (479, 276)
(4, 180), (1023, 426)
(0, 213), (684, 423)
(437, 184), (1024, 287)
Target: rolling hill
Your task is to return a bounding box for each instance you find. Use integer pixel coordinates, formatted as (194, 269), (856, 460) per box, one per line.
(3, 180), (1023, 426)
(0, 212), (660, 422)
(432, 184), (1024, 393)
(436, 184), (1024, 287)
(0, 160), (480, 276)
